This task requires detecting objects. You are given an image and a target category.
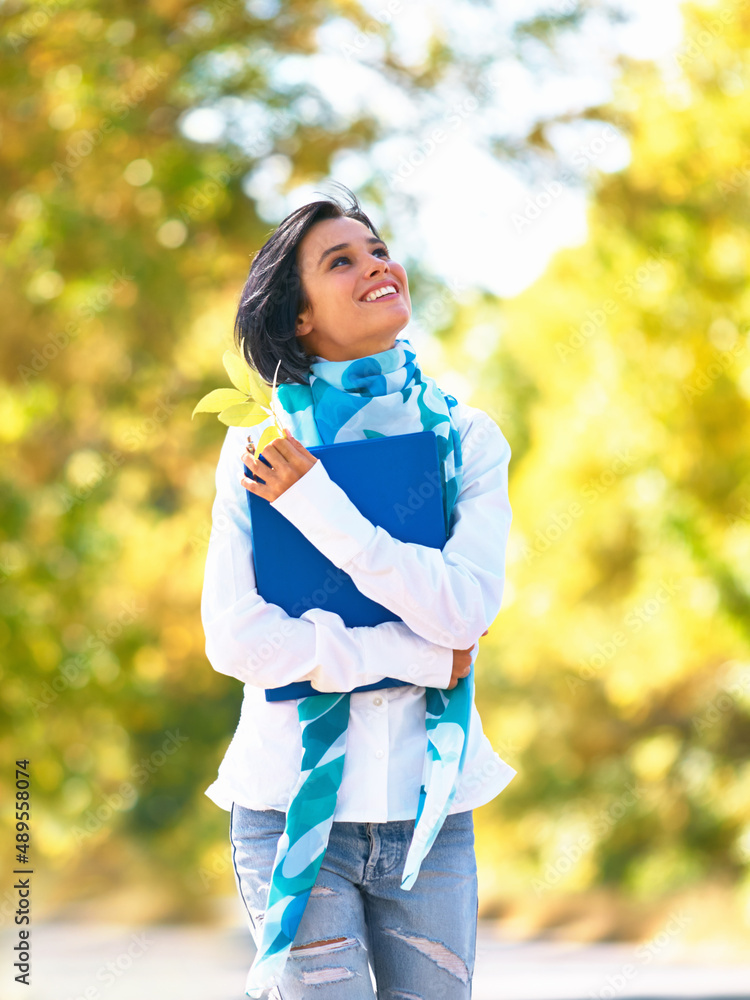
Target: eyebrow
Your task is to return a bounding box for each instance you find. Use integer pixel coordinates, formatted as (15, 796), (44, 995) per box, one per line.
(316, 237), (387, 269)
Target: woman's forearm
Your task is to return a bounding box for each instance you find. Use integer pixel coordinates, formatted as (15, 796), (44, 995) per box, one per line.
(202, 426), (454, 691)
(268, 409), (512, 648)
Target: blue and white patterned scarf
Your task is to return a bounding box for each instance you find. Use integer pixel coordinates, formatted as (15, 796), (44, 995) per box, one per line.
(244, 336), (475, 997)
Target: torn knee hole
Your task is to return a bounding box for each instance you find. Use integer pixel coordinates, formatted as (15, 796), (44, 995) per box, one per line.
(290, 935), (359, 959)
(293, 937), (348, 951)
(383, 928), (470, 985)
(299, 966), (356, 986)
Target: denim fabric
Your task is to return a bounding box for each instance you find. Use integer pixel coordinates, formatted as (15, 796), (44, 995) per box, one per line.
(230, 803), (478, 999)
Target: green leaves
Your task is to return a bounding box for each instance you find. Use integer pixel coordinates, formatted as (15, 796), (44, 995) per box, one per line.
(192, 350), (285, 452)
(222, 350), (272, 407)
(191, 387), (248, 414)
(215, 402), (270, 427)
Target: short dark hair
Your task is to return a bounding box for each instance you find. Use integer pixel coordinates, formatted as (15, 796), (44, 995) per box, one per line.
(233, 182), (383, 386)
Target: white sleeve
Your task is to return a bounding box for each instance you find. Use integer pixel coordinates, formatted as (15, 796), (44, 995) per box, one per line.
(269, 406), (512, 649)
(200, 425), (453, 693)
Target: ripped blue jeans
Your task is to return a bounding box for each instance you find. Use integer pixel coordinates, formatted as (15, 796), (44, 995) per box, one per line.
(230, 804), (478, 999)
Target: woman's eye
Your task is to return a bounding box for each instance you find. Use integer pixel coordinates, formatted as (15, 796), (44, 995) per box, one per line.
(330, 248), (390, 268)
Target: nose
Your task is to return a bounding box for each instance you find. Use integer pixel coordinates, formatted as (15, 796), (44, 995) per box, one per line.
(366, 253), (388, 276)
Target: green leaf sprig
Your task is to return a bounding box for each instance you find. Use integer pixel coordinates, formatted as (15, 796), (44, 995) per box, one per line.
(192, 350), (286, 453)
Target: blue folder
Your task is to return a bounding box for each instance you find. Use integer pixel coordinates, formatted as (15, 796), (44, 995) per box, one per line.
(243, 430), (447, 701)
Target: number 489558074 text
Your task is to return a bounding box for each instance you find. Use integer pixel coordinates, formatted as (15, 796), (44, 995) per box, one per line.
(16, 760), (31, 865)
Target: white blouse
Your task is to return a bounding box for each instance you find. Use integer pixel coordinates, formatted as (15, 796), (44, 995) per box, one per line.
(202, 399), (517, 821)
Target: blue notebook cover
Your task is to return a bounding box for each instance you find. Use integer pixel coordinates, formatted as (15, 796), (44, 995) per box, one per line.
(243, 430), (447, 701)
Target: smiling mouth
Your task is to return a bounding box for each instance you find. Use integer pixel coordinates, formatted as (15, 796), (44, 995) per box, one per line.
(362, 285), (400, 303)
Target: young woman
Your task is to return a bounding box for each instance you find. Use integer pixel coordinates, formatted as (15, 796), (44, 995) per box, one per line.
(201, 184), (517, 999)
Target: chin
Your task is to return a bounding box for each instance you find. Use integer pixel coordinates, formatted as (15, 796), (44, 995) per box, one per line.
(378, 328), (406, 347)
(385, 311), (411, 333)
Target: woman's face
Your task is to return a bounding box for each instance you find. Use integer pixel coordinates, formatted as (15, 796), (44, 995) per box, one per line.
(294, 216), (411, 362)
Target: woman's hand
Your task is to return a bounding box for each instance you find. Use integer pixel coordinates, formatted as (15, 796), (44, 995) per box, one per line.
(447, 629), (489, 689)
(239, 429), (318, 503)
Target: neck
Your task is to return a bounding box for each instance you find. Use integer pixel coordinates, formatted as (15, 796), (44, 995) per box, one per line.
(305, 334), (400, 363)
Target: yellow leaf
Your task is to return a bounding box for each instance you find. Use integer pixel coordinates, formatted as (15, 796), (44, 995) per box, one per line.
(222, 349), (273, 408)
(257, 424), (282, 453)
(218, 403), (272, 427)
(247, 365), (272, 408)
(192, 387), (248, 418)
(222, 350), (255, 396)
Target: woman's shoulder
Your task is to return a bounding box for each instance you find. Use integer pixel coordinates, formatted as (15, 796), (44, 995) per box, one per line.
(450, 398), (510, 455)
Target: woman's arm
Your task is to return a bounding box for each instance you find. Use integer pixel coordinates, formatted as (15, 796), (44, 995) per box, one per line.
(201, 425), (454, 692)
(267, 404), (512, 650)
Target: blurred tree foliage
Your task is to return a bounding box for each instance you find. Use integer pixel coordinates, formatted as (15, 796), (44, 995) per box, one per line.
(2, 0), (747, 933)
(457, 1), (750, 923)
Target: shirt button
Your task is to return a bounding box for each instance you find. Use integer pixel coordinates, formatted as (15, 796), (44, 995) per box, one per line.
(375, 749), (384, 759)
(373, 697), (383, 706)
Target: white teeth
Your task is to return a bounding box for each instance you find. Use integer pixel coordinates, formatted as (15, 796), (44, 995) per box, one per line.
(364, 285), (397, 302)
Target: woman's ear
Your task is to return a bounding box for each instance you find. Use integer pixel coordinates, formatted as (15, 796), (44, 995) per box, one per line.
(296, 309), (313, 338)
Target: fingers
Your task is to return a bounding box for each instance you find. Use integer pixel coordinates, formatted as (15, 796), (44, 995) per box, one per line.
(241, 429), (311, 466)
(448, 644), (474, 689)
(281, 435), (314, 463)
(238, 431), (316, 503)
(241, 437), (291, 470)
(258, 433), (305, 462)
(447, 657), (473, 690)
(254, 442), (289, 467)
(270, 436), (302, 463)
(282, 429), (317, 458)
(241, 453), (262, 478)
